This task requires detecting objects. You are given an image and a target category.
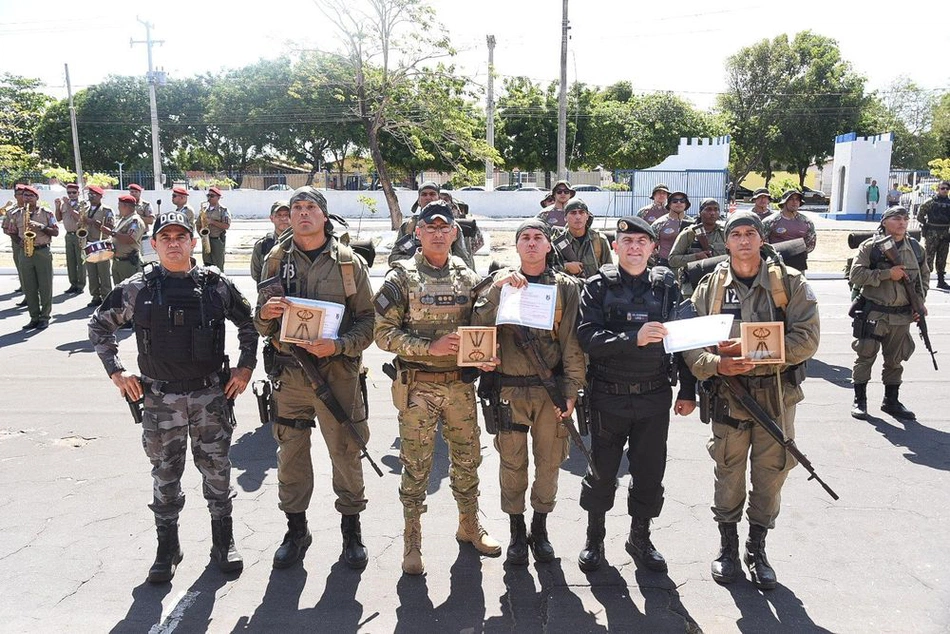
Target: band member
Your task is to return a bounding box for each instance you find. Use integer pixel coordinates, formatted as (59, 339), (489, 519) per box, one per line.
(8, 186), (58, 329)
(102, 195), (146, 286)
(55, 182), (87, 294)
(201, 187), (231, 269)
(83, 185), (114, 307)
(129, 183), (154, 228)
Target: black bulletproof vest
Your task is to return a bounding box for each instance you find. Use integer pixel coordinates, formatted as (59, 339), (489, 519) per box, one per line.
(928, 197), (950, 225)
(134, 272), (226, 380)
(589, 270), (671, 384)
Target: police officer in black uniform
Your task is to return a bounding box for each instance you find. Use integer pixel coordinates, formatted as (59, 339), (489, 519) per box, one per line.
(89, 210), (259, 583)
(576, 216), (697, 572)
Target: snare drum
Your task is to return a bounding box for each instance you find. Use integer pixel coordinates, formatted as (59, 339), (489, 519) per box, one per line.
(84, 240), (115, 263)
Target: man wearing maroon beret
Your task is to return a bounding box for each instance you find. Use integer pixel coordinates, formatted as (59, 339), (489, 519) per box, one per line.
(128, 184), (154, 229)
(101, 194), (145, 286)
(200, 187), (230, 269)
(83, 185), (115, 307)
(171, 187), (195, 226)
(55, 183), (87, 294)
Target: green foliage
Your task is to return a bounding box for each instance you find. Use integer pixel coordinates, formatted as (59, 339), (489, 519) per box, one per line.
(356, 194), (378, 214)
(43, 167), (76, 183)
(768, 177), (799, 200)
(0, 74), (53, 154)
(191, 177), (237, 190)
(929, 158), (950, 181)
(603, 182), (630, 191)
(0, 144), (40, 174)
(85, 172), (118, 188)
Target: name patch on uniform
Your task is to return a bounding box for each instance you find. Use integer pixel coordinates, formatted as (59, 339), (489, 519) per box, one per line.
(420, 294), (468, 306)
(625, 311), (649, 322)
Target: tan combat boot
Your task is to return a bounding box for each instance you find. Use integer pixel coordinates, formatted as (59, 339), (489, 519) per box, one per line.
(456, 512), (502, 556)
(402, 515), (424, 575)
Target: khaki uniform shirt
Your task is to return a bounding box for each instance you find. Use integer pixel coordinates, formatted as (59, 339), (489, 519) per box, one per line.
(471, 267), (586, 401)
(135, 200), (153, 221)
(850, 236), (929, 327)
(176, 205), (196, 226)
(60, 200), (85, 232)
(85, 205), (114, 241)
(204, 205), (231, 238)
(17, 207), (58, 246)
(111, 213), (145, 258)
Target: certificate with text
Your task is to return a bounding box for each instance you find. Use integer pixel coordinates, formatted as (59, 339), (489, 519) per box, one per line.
(662, 314), (735, 353)
(496, 283), (558, 331)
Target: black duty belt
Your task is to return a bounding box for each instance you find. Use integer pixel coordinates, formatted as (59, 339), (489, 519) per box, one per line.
(31, 244), (50, 250)
(497, 374), (545, 388)
(865, 301), (912, 315)
(147, 373), (219, 394)
(590, 378), (668, 395)
(275, 416), (315, 429)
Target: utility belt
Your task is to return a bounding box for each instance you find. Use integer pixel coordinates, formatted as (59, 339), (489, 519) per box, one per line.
(589, 377), (669, 396)
(383, 358), (478, 385)
(496, 374), (545, 388)
(29, 244), (50, 250)
(698, 366), (805, 425)
(144, 371), (220, 394)
(864, 300), (911, 315)
(923, 223), (950, 233)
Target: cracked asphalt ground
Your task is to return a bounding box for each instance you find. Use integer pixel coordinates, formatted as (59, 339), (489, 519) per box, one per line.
(0, 271), (948, 633)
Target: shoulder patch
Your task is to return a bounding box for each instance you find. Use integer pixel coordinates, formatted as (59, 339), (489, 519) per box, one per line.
(803, 281), (817, 302)
(375, 280), (403, 315)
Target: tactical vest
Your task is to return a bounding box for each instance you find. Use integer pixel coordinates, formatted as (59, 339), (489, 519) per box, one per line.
(394, 256), (475, 367)
(134, 268), (226, 380)
(588, 264), (672, 384)
(926, 197), (950, 226)
(264, 232), (359, 300)
(707, 258), (789, 319)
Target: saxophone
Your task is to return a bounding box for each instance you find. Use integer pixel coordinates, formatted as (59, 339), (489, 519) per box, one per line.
(198, 203), (211, 255)
(23, 204), (36, 258)
(76, 200), (91, 249)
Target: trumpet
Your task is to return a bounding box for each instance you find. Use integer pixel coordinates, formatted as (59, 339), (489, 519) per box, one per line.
(23, 204), (36, 258)
(198, 203), (211, 255)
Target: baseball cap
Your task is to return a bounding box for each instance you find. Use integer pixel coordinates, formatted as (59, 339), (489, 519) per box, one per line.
(417, 200), (456, 225)
(153, 210), (195, 235)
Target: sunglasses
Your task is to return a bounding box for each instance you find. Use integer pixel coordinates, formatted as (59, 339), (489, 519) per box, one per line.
(554, 189), (570, 194)
(670, 198), (687, 203)
(939, 187), (949, 191)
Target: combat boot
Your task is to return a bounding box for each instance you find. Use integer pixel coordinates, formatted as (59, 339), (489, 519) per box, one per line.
(528, 512), (555, 563)
(506, 514), (529, 565)
(210, 516), (243, 573)
(456, 512), (502, 556)
(938, 272), (950, 290)
(273, 512), (312, 569)
(711, 522), (741, 584)
(341, 513), (368, 570)
(625, 516), (667, 572)
(577, 512), (606, 572)
(744, 524), (777, 590)
(148, 523), (183, 584)
(402, 515), (424, 575)
(850, 383), (868, 420)
(881, 384), (916, 420)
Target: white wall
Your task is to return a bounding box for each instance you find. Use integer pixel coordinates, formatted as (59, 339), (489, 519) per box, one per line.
(647, 136), (731, 171)
(829, 133), (893, 215)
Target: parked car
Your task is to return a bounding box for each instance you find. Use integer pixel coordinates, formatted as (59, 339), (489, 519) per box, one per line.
(801, 186), (829, 206)
(573, 184), (603, 192)
(460, 186), (485, 191)
(732, 185), (753, 200)
(266, 183), (291, 191)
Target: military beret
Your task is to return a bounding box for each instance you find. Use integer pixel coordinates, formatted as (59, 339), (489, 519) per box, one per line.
(724, 210), (765, 236)
(172, 186), (189, 196)
(515, 218), (551, 242)
(14, 183), (26, 192)
(21, 185), (39, 196)
(118, 194), (137, 204)
(87, 185), (104, 196)
(270, 200), (290, 215)
(128, 183), (143, 192)
(66, 183), (80, 191)
(417, 200), (455, 225)
(616, 216), (656, 240)
(208, 186), (222, 197)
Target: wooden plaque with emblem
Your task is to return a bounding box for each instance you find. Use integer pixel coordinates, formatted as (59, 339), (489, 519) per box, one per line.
(280, 298), (327, 345)
(740, 321), (785, 365)
(457, 326), (497, 367)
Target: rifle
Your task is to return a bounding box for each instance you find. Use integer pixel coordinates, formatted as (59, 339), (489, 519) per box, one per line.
(509, 325), (599, 480)
(552, 231), (580, 263)
(721, 376), (839, 501)
(259, 276), (384, 477)
(875, 235), (938, 370)
(694, 226), (713, 256)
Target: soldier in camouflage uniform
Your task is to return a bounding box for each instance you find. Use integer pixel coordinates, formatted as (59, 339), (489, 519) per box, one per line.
(250, 200), (291, 283)
(915, 180), (950, 290)
(201, 187), (231, 270)
(637, 183), (671, 225)
(389, 182), (473, 268)
(129, 183), (154, 230)
(255, 186), (375, 571)
(374, 200), (502, 575)
(668, 196), (728, 297)
(471, 219), (586, 565)
(54, 182), (87, 294)
(551, 198), (613, 280)
(103, 195), (146, 286)
(82, 185), (114, 308)
(88, 210), (258, 584)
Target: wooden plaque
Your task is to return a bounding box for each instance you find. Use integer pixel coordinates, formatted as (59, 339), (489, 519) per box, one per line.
(280, 300), (326, 345)
(740, 321), (785, 365)
(457, 326), (497, 367)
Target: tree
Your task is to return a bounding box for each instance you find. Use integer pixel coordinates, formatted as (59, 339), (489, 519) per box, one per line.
(0, 74), (53, 155)
(933, 92), (950, 158)
(496, 77), (557, 177)
(314, 0), (498, 228)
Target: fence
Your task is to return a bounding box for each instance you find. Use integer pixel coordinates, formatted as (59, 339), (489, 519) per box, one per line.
(609, 169), (730, 217)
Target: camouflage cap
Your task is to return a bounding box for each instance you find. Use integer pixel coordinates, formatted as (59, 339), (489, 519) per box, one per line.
(515, 218), (551, 242)
(665, 191), (691, 210)
(270, 200), (290, 215)
(289, 186), (328, 213)
(551, 180), (575, 196)
(778, 189), (803, 205)
(419, 181), (440, 194)
(616, 216), (656, 240)
(651, 183), (671, 198)
(751, 187), (771, 200)
(880, 206), (909, 221)
(564, 197), (589, 213)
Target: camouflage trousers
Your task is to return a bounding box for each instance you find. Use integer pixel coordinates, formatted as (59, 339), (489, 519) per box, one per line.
(494, 387), (569, 515)
(708, 404), (798, 529)
(923, 228), (950, 273)
(141, 379), (236, 525)
(397, 379), (482, 518)
(852, 322), (914, 385)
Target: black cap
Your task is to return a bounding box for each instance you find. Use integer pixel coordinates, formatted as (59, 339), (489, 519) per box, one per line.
(417, 200), (456, 225)
(153, 210), (195, 236)
(616, 216), (656, 240)
(724, 210), (764, 236)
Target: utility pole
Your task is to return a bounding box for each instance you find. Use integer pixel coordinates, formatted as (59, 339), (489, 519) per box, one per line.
(557, 0), (569, 181)
(116, 162), (124, 190)
(132, 19), (164, 191)
(64, 64), (84, 190)
(485, 35), (496, 191)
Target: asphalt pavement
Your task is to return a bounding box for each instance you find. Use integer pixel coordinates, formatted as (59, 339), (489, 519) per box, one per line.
(0, 272), (948, 633)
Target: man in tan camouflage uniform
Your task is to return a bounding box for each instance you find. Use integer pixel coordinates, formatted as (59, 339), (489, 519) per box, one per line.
(82, 185), (114, 307)
(201, 187), (230, 270)
(88, 209), (258, 583)
(375, 199), (502, 575)
(256, 186), (375, 571)
(915, 180), (950, 289)
(471, 219), (586, 565)
(54, 182), (87, 294)
(682, 210), (820, 590)
(103, 194), (146, 286)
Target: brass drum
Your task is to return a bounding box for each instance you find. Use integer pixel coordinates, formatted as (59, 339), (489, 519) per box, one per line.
(84, 240), (115, 263)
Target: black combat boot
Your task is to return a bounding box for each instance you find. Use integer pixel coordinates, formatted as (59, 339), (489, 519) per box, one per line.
(210, 516), (244, 573)
(625, 516), (667, 572)
(148, 523), (183, 584)
(850, 383), (868, 420)
(506, 514), (529, 565)
(881, 384), (916, 420)
(744, 524), (777, 590)
(938, 272), (950, 290)
(273, 512), (312, 569)
(577, 512), (606, 572)
(341, 514), (368, 569)
(528, 512), (555, 563)
(711, 522), (741, 584)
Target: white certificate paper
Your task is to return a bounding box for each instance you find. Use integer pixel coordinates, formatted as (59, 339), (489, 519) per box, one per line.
(663, 314), (735, 353)
(286, 297), (346, 339)
(496, 283), (558, 331)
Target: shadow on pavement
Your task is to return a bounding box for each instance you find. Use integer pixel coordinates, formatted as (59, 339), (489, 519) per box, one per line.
(395, 547), (485, 633)
(230, 422), (277, 492)
(109, 579), (172, 633)
(863, 413), (950, 471)
(233, 565), (307, 632)
(806, 359), (852, 387)
(724, 580), (833, 633)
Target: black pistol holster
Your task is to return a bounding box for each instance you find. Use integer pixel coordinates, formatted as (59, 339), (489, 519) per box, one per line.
(576, 388), (591, 436)
(477, 371), (513, 434)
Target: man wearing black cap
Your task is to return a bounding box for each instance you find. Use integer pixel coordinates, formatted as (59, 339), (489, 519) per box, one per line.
(916, 180), (950, 289)
(537, 180), (576, 228)
(88, 209), (258, 583)
(849, 206), (929, 420)
(763, 189), (816, 271)
(668, 197), (727, 296)
(638, 184), (671, 225)
(750, 188), (774, 221)
(256, 186), (375, 571)
(553, 197), (612, 279)
(250, 200), (291, 283)
(681, 210), (820, 590)
(576, 215), (696, 573)
(375, 199), (502, 575)
(389, 181), (473, 267)
(471, 218), (586, 565)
